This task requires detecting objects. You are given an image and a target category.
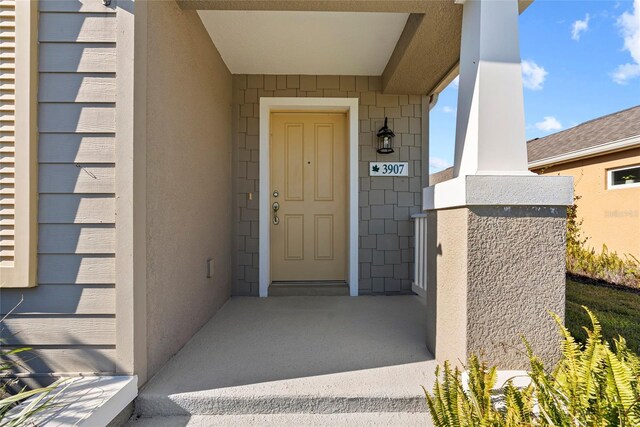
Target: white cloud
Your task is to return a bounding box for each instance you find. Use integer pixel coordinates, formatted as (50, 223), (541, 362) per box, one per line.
(429, 157), (451, 171)
(442, 106), (455, 114)
(612, 63), (640, 83)
(521, 60), (548, 90)
(612, 0), (640, 84)
(571, 14), (590, 41)
(535, 116), (563, 132)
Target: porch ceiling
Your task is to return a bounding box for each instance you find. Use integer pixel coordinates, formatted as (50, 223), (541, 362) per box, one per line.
(185, 0), (534, 95)
(197, 11), (409, 76)
(179, 1), (442, 13)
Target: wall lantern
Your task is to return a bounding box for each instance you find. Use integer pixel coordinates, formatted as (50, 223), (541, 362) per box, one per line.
(376, 117), (395, 154)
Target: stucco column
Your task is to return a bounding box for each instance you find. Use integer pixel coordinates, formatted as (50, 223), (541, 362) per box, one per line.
(423, 0), (574, 369)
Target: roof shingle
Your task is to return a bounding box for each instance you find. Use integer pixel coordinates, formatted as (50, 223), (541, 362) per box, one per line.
(527, 105), (640, 163)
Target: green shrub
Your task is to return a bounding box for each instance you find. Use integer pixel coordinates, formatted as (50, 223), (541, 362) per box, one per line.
(425, 308), (640, 426)
(566, 196), (640, 288)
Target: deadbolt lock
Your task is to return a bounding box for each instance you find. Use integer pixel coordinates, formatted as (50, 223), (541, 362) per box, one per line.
(273, 190), (279, 198)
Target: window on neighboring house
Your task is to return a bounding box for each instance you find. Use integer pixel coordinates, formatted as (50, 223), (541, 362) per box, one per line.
(0, 0), (38, 288)
(608, 164), (640, 190)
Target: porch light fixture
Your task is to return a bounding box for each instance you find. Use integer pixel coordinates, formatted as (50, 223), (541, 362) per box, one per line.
(376, 117), (395, 154)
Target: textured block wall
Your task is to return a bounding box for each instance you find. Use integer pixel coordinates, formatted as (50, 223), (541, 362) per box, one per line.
(466, 206), (566, 368)
(233, 75), (425, 296)
(427, 206), (567, 369)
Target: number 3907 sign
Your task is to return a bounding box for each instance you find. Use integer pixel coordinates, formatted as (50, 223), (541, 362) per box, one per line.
(369, 162), (409, 177)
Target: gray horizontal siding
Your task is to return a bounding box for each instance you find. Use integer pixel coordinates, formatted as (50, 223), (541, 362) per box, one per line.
(39, 104), (116, 133)
(39, 0), (118, 13)
(39, 12), (116, 43)
(1, 285), (115, 315)
(38, 134), (115, 163)
(1, 317), (115, 346)
(38, 164), (115, 194)
(1, 3), (119, 376)
(39, 74), (116, 103)
(38, 224), (115, 254)
(38, 194), (115, 224)
(38, 255), (115, 284)
(39, 43), (116, 72)
(5, 347), (116, 374)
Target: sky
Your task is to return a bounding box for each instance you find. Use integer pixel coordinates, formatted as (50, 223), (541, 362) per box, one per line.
(429, 0), (640, 173)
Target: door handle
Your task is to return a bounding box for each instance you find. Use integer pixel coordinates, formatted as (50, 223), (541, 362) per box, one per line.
(272, 202), (280, 225)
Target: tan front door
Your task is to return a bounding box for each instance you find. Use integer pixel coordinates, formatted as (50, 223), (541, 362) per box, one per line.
(270, 112), (348, 282)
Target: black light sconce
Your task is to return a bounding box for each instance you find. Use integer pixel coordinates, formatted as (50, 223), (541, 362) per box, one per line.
(376, 117), (395, 154)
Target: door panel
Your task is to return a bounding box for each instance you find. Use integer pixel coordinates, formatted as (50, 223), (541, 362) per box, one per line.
(271, 113), (347, 282)
(284, 214), (304, 260)
(314, 215), (334, 260)
(314, 124), (334, 201)
(285, 124), (304, 201)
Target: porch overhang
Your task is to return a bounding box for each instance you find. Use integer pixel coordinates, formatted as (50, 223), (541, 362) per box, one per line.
(179, 0), (533, 95)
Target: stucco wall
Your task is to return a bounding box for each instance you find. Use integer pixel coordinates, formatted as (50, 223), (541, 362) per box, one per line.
(535, 148), (640, 258)
(466, 206), (566, 368)
(232, 75), (425, 295)
(425, 208), (468, 365)
(146, 1), (233, 377)
(427, 206), (566, 369)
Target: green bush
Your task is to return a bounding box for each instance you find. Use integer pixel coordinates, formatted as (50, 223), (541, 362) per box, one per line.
(425, 309), (640, 426)
(566, 197), (640, 288)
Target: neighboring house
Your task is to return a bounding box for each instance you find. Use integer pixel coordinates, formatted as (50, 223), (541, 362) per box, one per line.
(432, 107), (640, 259)
(429, 167), (455, 185)
(528, 106), (640, 258)
(0, 0), (573, 423)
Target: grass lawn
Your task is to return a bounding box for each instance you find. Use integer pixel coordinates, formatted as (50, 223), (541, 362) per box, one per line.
(566, 278), (640, 353)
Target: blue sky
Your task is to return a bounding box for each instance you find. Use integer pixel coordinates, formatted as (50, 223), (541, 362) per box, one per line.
(429, 0), (640, 173)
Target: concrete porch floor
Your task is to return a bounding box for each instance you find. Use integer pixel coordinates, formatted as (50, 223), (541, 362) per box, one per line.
(133, 295), (436, 422)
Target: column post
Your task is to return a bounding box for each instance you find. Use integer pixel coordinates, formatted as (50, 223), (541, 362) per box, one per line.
(453, 0), (530, 177)
(424, 0), (573, 369)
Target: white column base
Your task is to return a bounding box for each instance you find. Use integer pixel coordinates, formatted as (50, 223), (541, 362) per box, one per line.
(423, 175), (574, 211)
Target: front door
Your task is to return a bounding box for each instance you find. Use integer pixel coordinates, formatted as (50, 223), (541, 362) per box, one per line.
(270, 112), (348, 282)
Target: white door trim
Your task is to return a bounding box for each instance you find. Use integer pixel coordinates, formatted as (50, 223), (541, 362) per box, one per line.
(259, 97), (359, 297)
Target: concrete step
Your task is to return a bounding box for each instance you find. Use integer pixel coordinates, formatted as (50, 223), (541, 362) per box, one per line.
(127, 412), (433, 426)
(135, 392), (428, 417)
(269, 282), (350, 296)
(135, 360), (434, 417)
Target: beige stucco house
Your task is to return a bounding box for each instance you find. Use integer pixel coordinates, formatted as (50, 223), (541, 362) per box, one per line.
(1, 0), (573, 423)
(529, 106), (640, 258)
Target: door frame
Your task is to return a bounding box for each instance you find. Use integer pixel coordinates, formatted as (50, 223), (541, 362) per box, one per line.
(259, 98), (359, 297)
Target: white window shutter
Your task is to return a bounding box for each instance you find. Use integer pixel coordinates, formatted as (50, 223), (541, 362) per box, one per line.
(0, 0), (37, 288)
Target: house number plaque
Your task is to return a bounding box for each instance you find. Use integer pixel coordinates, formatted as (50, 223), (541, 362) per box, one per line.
(369, 162), (409, 177)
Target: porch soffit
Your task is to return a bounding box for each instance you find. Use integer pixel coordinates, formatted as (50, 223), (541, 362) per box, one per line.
(186, 0), (534, 96)
(178, 1), (442, 13)
(197, 11), (410, 76)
